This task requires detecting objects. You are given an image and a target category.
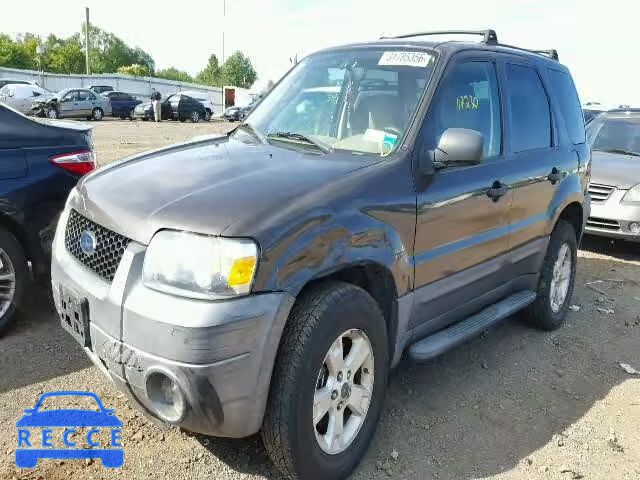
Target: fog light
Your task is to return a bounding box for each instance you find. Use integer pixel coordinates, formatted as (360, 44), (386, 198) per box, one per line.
(145, 371), (186, 423)
(629, 222), (640, 235)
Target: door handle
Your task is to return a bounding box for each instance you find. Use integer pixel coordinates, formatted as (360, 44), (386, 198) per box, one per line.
(548, 167), (562, 184)
(487, 181), (508, 201)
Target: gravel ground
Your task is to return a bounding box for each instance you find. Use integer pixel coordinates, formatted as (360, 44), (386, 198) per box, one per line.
(1, 119), (639, 480)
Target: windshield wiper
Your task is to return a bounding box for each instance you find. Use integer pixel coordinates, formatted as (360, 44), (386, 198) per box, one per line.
(232, 122), (266, 143)
(267, 132), (330, 153)
(594, 148), (640, 157)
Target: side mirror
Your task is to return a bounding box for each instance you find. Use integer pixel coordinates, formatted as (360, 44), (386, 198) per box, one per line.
(418, 128), (483, 175)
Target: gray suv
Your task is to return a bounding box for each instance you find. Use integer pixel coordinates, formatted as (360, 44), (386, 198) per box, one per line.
(52, 30), (590, 480)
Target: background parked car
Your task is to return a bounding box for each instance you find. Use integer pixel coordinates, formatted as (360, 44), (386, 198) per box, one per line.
(0, 79), (34, 89)
(223, 103), (254, 121)
(88, 85), (114, 94)
(134, 93), (206, 122)
(0, 102), (95, 334)
(0, 84), (50, 114)
(585, 108), (640, 242)
(179, 90), (214, 121)
(33, 88), (112, 120)
(101, 91), (142, 120)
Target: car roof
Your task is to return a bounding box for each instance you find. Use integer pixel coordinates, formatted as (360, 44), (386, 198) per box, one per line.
(602, 109), (640, 116)
(317, 31), (565, 70)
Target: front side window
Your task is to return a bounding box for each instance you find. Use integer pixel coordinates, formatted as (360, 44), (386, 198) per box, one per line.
(587, 115), (640, 156)
(423, 61), (502, 159)
(506, 64), (551, 152)
(243, 48), (437, 156)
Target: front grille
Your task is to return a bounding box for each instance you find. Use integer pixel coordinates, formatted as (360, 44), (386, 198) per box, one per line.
(588, 183), (616, 203)
(65, 210), (131, 283)
(586, 216), (621, 231)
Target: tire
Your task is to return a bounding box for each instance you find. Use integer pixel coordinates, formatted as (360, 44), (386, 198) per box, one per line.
(190, 111), (200, 123)
(119, 115), (127, 120)
(262, 281), (388, 480)
(141, 117), (148, 121)
(92, 108), (104, 121)
(129, 110), (135, 121)
(524, 220), (577, 330)
(47, 108), (58, 119)
(204, 109), (212, 122)
(0, 227), (29, 335)
(179, 117), (186, 122)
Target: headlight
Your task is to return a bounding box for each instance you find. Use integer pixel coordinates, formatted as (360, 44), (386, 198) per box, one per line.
(142, 231), (258, 299)
(623, 184), (640, 203)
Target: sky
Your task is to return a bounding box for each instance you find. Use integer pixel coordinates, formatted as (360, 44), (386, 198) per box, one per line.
(1, 0), (637, 106)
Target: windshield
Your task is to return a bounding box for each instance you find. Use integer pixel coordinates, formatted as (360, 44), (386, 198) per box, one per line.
(241, 48), (436, 155)
(587, 115), (640, 156)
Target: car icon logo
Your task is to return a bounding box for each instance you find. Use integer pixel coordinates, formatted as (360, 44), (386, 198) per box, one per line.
(15, 391), (124, 468)
(79, 231), (97, 255)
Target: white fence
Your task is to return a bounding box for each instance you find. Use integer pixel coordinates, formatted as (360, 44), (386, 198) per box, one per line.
(0, 66), (225, 112)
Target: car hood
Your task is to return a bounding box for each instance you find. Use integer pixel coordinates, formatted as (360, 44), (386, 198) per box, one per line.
(16, 410), (123, 427)
(591, 151), (640, 189)
(74, 135), (370, 244)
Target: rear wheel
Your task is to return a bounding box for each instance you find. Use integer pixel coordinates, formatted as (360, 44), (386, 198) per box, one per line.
(92, 108), (104, 121)
(0, 227), (28, 335)
(525, 220), (577, 330)
(262, 282), (388, 480)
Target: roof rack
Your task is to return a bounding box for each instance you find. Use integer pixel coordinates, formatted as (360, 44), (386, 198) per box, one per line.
(530, 49), (559, 61)
(381, 29), (498, 45)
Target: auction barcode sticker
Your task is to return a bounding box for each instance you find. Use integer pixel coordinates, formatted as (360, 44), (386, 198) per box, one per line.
(378, 51), (432, 67)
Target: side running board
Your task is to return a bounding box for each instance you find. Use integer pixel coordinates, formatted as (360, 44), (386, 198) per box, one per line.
(408, 290), (537, 362)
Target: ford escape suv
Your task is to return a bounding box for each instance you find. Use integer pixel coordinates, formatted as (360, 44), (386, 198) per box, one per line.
(52, 30), (590, 480)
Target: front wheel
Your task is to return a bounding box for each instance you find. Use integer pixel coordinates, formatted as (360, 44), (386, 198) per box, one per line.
(525, 219), (577, 330)
(190, 111), (200, 123)
(0, 227), (28, 335)
(47, 108), (58, 119)
(204, 109), (212, 122)
(262, 282), (388, 480)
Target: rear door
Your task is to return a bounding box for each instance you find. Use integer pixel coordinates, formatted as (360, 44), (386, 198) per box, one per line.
(412, 53), (513, 331)
(499, 59), (565, 274)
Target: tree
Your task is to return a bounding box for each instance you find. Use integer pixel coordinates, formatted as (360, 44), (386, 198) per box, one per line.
(79, 23), (155, 74)
(42, 35), (85, 74)
(155, 67), (193, 83)
(117, 64), (151, 77)
(195, 54), (221, 87)
(0, 34), (36, 70)
(221, 51), (257, 88)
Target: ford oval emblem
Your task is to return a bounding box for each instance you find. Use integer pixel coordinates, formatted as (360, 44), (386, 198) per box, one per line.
(79, 230), (97, 256)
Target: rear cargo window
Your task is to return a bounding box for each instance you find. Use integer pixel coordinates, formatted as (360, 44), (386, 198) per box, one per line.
(548, 69), (586, 144)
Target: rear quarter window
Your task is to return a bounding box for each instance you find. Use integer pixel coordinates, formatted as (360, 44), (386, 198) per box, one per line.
(548, 69), (585, 144)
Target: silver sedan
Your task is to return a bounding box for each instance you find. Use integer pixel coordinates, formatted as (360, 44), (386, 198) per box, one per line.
(585, 109), (640, 242)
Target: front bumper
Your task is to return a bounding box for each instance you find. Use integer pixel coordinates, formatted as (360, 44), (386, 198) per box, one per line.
(584, 189), (640, 241)
(51, 208), (295, 437)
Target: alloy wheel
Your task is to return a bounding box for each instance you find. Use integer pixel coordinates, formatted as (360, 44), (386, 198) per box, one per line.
(0, 248), (16, 319)
(313, 329), (374, 455)
(550, 242), (572, 313)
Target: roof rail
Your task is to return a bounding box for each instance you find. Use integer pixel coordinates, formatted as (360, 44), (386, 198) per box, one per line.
(381, 29), (498, 45)
(530, 49), (559, 61)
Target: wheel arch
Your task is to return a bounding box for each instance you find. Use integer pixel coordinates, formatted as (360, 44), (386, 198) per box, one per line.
(295, 262), (400, 366)
(0, 213), (32, 265)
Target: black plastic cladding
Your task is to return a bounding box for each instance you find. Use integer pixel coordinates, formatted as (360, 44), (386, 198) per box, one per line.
(65, 210), (131, 283)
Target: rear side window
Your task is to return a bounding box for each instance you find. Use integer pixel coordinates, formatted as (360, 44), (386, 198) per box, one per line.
(506, 64), (551, 152)
(548, 69), (585, 144)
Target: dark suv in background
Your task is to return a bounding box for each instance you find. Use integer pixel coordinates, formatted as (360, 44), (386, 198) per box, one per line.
(53, 30), (589, 480)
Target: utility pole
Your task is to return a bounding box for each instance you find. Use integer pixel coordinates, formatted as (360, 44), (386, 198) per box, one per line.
(222, 0), (226, 64)
(85, 7), (90, 75)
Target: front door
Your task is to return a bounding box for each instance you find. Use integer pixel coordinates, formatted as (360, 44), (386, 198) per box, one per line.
(59, 90), (79, 117)
(412, 55), (512, 331)
(76, 90), (94, 117)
